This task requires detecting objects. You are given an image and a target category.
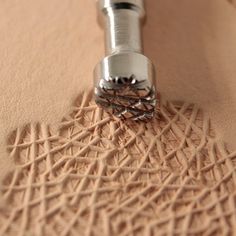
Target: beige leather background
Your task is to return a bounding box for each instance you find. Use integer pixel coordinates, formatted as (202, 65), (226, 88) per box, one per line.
(0, 0), (236, 180)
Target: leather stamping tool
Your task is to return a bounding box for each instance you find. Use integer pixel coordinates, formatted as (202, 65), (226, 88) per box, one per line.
(94, 0), (158, 120)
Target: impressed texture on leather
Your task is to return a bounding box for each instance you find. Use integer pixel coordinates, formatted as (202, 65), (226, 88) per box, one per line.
(0, 92), (236, 235)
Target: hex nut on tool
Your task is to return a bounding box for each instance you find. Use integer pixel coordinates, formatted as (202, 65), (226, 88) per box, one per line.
(94, 0), (158, 121)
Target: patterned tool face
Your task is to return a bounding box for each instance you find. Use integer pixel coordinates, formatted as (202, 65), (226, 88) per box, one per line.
(94, 75), (157, 121)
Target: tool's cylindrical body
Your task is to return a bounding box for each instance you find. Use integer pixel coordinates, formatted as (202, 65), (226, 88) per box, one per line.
(94, 0), (158, 120)
(102, 2), (143, 54)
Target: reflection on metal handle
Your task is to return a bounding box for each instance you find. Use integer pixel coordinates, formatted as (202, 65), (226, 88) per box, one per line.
(98, 0), (144, 54)
(94, 0), (158, 121)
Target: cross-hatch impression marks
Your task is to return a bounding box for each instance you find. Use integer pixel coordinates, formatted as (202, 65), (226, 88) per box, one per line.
(0, 92), (236, 236)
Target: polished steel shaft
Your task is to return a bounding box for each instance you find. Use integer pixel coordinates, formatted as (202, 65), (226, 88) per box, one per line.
(101, 0), (143, 54)
(94, 0), (157, 120)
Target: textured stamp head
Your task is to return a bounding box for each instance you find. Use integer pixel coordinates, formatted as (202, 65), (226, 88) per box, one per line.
(94, 52), (157, 120)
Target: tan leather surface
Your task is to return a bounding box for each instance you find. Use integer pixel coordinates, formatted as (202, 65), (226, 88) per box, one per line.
(229, 0), (236, 7)
(0, 0), (236, 170)
(0, 0), (236, 234)
(1, 93), (236, 235)
(0, 0), (101, 178)
(144, 0), (236, 149)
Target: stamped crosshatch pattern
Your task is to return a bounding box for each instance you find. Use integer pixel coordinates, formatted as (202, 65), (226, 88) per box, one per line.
(0, 92), (236, 236)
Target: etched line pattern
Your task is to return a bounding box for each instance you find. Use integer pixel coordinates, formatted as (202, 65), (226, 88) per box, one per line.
(0, 92), (236, 236)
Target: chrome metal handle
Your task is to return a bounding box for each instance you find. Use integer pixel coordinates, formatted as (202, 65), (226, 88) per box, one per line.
(98, 0), (144, 55)
(94, 0), (158, 121)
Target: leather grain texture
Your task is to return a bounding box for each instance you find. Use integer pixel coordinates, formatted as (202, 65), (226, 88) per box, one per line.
(0, 92), (236, 235)
(0, 0), (236, 235)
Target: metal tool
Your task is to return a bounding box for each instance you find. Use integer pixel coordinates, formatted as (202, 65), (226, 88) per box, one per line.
(94, 0), (157, 120)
